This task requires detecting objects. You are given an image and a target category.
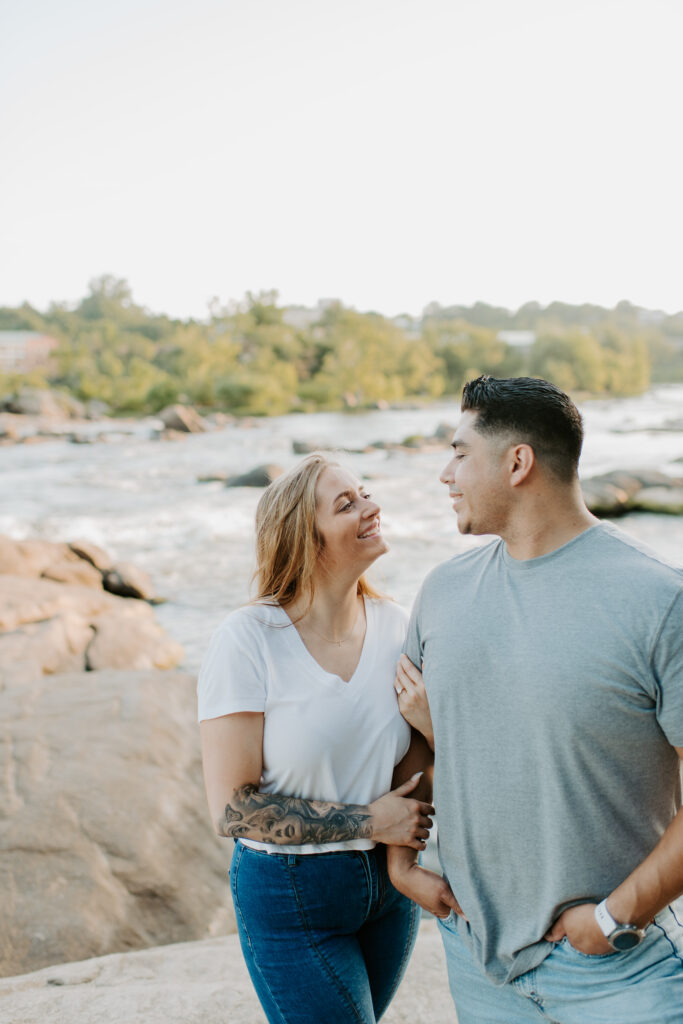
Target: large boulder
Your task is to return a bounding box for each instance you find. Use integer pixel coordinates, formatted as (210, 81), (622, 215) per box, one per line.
(86, 609), (184, 671)
(0, 614), (94, 687)
(0, 576), (183, 680)
(0, 670), (233, 979)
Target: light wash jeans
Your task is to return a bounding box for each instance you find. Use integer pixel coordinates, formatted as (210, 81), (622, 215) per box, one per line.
(439, 899), (683, 1024)
(231, 841), (420, 1024)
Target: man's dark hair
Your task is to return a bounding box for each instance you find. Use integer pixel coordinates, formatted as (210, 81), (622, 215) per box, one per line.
(461, 376), (584, 482)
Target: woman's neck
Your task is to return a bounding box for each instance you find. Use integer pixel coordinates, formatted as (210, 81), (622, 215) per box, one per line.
(287, 577), (363, 639)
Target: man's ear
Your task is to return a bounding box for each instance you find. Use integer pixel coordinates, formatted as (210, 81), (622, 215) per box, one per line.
(509, 443), (535, 487)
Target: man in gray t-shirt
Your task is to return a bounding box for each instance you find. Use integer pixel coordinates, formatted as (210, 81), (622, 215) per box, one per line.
(388, 376), (683, 1023)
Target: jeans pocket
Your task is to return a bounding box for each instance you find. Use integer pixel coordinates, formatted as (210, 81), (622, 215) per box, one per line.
(560, 936), (618, 960)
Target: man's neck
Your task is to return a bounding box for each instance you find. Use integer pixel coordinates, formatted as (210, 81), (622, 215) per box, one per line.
(501, 487), (599, 561)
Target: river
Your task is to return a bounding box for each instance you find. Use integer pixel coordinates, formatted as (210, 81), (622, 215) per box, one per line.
(1, 385), (682, 671)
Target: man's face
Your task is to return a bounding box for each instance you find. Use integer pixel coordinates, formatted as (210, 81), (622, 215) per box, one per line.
(439, 410), (511, 536)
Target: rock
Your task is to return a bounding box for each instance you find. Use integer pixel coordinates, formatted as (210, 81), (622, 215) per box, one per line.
(292, 439), (329, 454)
(103, 562), (156, 601)
(226, 464), (284, 488)
(0, 537), (104, 588)
(632, 486), (683, 515)
(581, 469), (683, 516)
(84, 399), (111, 420)
(0, 414), (20, 441)
(0, 614), (94, 687)
(68, 540), (114, 573)
(0, 575), (118, 632)
(0, 577), (182, 674)
(581, 480), (630, 515)
(0, 536), (73, 577)
(155, 428), (189, 441)
(11, 926), (437, 1019)
(42, 554), (104, 589)
(0, 922), (451, 1022)
(86, 610), (184, 671)
(0, 388), (84, 420)
(158, 405), (208, 434)
(0, 670), (233, 978)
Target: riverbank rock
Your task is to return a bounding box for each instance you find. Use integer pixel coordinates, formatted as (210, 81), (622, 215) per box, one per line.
(0, 670), (233, 979)
(0, 577), (183, 685)
(0, 921), (451, 1022)
(0, 537), (182, 683)
(0, 388), (85, 420)
(103, 562), (156, 601)
(581, 469), (683, 516)
(226, 464), (283, 487)
(158, 405), (209, 434)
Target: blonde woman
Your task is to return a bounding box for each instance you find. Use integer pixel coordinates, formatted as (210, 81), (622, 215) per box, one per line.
(198, 455), (434, 1024)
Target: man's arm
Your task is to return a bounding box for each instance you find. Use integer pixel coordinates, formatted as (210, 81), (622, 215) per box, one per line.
(386, 729), (464, 918)
(546, 747), (683, 952)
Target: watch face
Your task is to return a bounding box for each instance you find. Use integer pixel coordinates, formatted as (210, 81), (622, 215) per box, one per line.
(611, 929), (642, 951)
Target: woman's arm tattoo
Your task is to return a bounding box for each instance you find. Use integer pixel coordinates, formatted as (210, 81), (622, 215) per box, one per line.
(217, 784), (373, 844)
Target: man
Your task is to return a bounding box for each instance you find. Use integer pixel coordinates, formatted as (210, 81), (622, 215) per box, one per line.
(389, 375), (683, 1023)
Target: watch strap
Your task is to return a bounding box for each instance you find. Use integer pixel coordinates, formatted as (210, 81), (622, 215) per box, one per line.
(594, 898), (618, 938)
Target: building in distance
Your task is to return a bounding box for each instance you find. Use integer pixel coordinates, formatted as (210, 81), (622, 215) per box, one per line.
(0, 331), (59, 373)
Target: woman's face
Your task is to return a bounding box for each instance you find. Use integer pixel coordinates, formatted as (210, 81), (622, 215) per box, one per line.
(314, 466), (388, 573)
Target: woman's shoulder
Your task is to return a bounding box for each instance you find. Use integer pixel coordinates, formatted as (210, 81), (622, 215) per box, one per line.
(366, 596), (410, 629)
(210, 602), (286, 644)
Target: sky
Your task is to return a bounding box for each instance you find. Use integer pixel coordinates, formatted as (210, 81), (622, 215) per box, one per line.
(1, 0), (682, 320)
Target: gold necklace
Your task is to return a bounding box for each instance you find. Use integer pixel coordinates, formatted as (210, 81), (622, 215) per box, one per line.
(307, 609), (361, 646)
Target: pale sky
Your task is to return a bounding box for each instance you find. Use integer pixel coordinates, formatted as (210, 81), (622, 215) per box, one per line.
(2, 0), (682, 319)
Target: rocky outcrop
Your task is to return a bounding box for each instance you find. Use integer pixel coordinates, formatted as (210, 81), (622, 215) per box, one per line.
(581, 469), (683, 516)
(0, 537), (182, 685)
(0, 577), (183, 686)
(0, 388), (86, 420)
(226, 464), (283, 487)
(0, 670), (233, 979)
(0, 922), (451, 1021)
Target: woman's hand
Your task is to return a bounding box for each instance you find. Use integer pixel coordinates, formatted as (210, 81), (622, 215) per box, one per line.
(368, 773), (435, 849)
(395, 654), (434, 750)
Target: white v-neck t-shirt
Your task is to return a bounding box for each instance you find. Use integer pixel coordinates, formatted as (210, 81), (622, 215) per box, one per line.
(197, 596), (411, 854)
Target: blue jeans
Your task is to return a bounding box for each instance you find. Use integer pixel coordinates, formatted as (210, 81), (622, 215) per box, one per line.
(230, 842), (419, 1024)
(439, 900), (683, 1023)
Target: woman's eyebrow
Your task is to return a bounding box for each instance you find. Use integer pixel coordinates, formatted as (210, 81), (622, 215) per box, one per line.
(333, 489), (356, 504)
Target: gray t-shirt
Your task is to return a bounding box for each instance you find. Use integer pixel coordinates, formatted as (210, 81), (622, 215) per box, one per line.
(406, 522), (683, 985)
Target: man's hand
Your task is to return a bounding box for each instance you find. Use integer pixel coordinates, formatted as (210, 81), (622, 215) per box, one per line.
(388, 847), (465, 919)
(545, 903), (613, 955)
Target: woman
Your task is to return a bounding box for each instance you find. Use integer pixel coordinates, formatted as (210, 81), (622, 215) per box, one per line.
(198, 454), (434, 1024)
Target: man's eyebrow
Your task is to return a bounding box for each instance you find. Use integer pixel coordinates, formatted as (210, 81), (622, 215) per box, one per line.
(450, 438), (470, 451)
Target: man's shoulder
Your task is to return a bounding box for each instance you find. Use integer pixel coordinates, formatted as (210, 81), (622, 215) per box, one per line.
(419, 539), (502, 594)
(594, 522), (683, 586)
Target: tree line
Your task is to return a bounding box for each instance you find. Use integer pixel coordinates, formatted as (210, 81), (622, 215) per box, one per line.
(1, 276), (682, 416)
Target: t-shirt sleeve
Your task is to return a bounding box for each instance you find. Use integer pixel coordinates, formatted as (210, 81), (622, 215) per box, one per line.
(403, 588), (423, 668)
(653, 589), (683, 747)
(197, 612), (267, 722)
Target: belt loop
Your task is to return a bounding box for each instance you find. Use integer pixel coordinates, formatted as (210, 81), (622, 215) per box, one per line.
(287, 854), (298, 867)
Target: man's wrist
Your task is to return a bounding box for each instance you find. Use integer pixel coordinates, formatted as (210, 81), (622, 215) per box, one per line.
(594, 898), (648, 951)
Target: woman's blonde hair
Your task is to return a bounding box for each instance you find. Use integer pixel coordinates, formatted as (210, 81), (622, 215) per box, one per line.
(252, 454), (383, 609)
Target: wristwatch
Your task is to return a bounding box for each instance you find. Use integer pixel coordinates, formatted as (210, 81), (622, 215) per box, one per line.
(594, 899), (647, 951)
